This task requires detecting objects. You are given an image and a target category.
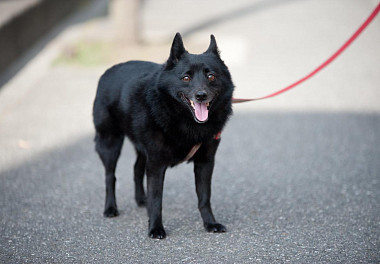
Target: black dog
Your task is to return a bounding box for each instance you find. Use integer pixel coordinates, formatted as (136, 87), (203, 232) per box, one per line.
(93, 33), (234, 239)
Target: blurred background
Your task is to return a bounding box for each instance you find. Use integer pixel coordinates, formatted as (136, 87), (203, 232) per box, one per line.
(1, 0), (379, 111)
(0, 0), (379, 262)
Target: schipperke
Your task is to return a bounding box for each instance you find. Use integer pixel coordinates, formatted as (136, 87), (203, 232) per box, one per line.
(93, 33), (234, 239)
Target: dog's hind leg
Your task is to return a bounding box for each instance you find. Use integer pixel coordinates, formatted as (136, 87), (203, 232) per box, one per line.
(134, 150), (147, 207)
(95, 133), (124, 217)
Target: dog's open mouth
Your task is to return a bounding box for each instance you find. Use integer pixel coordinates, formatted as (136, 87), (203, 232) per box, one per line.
(180, 94), (213, 123)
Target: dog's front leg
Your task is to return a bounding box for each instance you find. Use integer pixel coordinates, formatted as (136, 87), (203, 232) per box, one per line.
(146, 162), (167, 239)
(194, 159), (227, 233)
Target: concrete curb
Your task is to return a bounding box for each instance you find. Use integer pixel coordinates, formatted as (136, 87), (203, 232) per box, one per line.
(0, 0), (82, 76)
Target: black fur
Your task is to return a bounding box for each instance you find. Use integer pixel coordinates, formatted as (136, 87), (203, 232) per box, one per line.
(93, 33), (234, 239)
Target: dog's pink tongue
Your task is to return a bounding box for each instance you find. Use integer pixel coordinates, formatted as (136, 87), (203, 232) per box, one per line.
(194, 102), (208, 122)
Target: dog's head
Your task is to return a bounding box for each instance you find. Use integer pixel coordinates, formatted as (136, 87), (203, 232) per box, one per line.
(158, 33), (234, 124)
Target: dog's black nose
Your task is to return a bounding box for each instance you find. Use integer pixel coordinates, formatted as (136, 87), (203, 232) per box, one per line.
(195, 91), (208, 101)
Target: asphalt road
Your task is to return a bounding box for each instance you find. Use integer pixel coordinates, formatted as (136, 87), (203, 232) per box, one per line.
(1, 111), (379, 263)
(1, 0), (379, 263)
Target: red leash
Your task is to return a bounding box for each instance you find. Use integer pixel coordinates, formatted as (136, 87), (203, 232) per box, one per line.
(232, 2), (380, 103)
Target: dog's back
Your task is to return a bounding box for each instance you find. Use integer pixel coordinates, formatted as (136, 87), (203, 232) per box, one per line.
(93, 61), (160, 135)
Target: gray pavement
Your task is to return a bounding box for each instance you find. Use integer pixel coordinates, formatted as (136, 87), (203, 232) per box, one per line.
(1, 0), (380, 263)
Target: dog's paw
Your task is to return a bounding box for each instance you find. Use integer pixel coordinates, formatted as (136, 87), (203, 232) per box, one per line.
(103, 207), (119, 217)
(204, 223), (227, 233)
(149, 226), (166, 239)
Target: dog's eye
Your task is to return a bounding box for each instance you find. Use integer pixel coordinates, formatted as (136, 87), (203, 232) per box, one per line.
(182, 76), (191, 82)
(207, 74), (216, 81)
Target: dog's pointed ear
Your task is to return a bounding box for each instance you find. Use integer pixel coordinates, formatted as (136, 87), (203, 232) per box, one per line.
(205, 34), (219, 56)
(165, 33), (186, 70)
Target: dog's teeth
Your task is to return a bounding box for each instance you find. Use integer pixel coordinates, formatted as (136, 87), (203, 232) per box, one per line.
(190, 100), (195, 108)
